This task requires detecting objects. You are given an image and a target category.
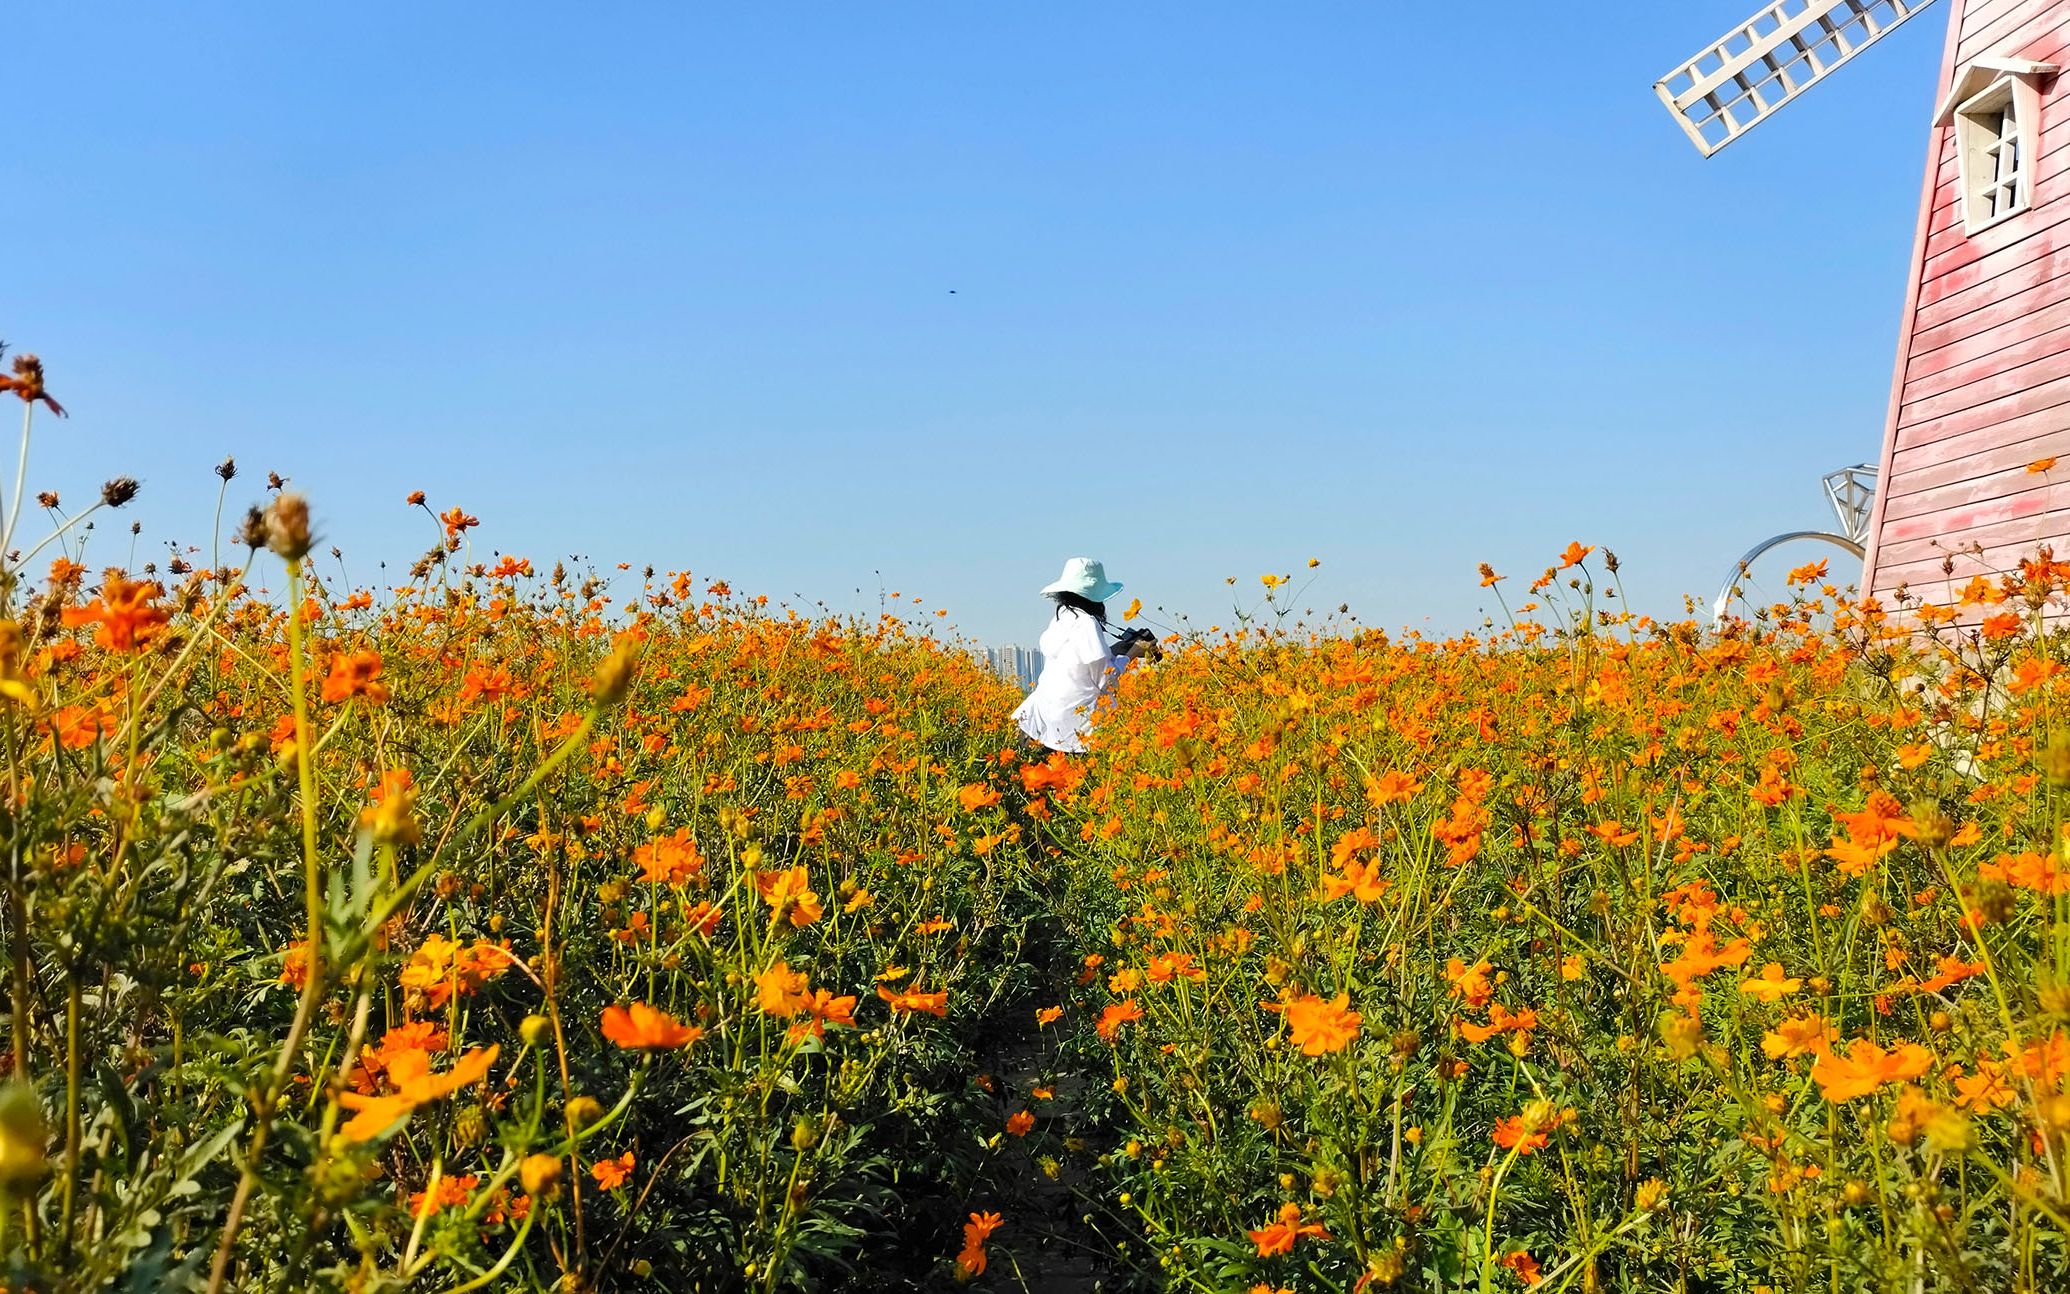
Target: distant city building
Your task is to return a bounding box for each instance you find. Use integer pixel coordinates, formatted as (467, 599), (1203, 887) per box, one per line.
(982, 645), (1043, 691)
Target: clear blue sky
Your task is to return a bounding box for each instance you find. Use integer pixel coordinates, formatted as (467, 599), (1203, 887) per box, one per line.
(7, 3), (1950, 644)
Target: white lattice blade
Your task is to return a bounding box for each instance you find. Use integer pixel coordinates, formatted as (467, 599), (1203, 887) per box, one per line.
(1656, 0), (1942, 156)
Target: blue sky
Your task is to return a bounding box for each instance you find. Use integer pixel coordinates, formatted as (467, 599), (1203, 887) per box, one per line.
(7, 3), (1949, 645)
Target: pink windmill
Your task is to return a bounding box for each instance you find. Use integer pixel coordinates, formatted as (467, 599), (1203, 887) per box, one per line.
(1659, 2), (2070, 607)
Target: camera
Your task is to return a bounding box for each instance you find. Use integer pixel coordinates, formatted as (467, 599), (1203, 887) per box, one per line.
(1112, 627), (1160, 658)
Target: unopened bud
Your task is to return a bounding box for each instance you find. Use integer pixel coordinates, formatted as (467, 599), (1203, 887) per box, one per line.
(590, 641), (639, 706)
(565, 1095), (604, 1129)
(520, 1153), (563, 1197)
(0, 1084), (48, 1194)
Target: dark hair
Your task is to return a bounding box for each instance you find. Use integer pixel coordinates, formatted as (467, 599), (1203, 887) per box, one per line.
(1049, 591), (1107, 623)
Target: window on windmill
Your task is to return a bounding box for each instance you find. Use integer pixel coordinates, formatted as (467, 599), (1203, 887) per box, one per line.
(1956, 78), (2032, 234)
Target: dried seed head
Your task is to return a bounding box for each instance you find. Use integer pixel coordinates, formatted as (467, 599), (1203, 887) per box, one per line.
(266, 471), (283, 490)
(2, 354), (65, 416)
(215, 457), (236, 482)
(100, 478), (138, 509)
(265, 493), (312, 561)
(233, 506), (268, 551)
(34, 493), (56, 510)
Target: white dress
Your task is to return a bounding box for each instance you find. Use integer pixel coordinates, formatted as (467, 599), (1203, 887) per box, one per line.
(1012, 608), (1123, 753)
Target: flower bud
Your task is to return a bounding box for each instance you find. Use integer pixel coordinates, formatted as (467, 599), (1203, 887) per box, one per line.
(520, 1014), (551, 1046)
(0, 1084), (48, 1194)
(565, 1095), (604, 1130)
(520, 1153), (563, 1198)
(590, 641), (639, 706)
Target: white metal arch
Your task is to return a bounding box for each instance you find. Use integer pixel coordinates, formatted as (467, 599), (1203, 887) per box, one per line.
(1710, 530), (1864, 626)
(1709, 463), (1876, 627)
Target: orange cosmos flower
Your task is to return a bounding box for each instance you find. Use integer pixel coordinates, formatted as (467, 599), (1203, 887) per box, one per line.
(1035, 1005), (1063, 1026)
(1145, 951), (1203, 984)
(1284, 992), (1360, 1055)
(876, 984), (949, 1016)
(1762, 1013), (1834, 1061)
(1979, 611), (2024, 642)
(320, 649), (389, 704)
(1477, 562), (1504, 587)
(633, 828), (705, 886)
(1587, 818), (1640, 847)
(1738, 962), (1802, 1003)
(590, 1151), (634, 1191)
(398, 934), (514, 1008)
(407, 1171), (479, 1219)
(600, 1001), (702, 1050)
(1095, 999), (1142, 1042)
(1658, 932), (1753, 989)
(789, 988), (858, 1043)
(1497, 1250), (1543, 1286)
(1811, 1038), (1934, 1102)
(956, 782), (1001, 812)
(955, 1211), (1004, 1277)
(337, 1045), (498, 1141)
(1005, 1109), (1034, 1136)
(359, 769), (421, 846)
(61, 572), (168, 652)
(1246, 1202), (1328, 1256)
(1492, 1113), (1549, 1156)
(2030, 456), (2059, 473)
(1456, 1002), (1537, 1047)
(1364, 769), (1424, 805)
(1445, 958), (1495, 1008)
(682, 899), (724, 936)
(1557, 541), (1593, 569)
(279, 939), (311, 990)
(350, 1021), (449, 1094)
(754, 865), (824, 927)
(1320, 854), (1388, 903)
(756, 961), (812, 1018)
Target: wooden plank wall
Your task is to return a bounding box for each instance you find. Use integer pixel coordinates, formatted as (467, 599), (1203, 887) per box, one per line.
(1863, 0), (2070, 601)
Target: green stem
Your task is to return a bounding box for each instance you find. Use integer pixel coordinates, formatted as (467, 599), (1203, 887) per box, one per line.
(205, 556), (325, 1294)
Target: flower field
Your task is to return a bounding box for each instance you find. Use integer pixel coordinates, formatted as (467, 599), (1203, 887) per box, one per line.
(4, 354), (2070, 1290)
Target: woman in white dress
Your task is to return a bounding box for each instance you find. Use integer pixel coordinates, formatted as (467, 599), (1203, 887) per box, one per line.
(1011, 557), (1158, 754)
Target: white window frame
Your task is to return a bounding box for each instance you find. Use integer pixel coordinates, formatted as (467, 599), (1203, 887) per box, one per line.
(1934, 57), (2057, 238)
(1954, 76), (2037, 235)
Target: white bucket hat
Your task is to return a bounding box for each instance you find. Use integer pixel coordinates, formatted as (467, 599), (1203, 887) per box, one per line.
(1041, 556), (1122, 603)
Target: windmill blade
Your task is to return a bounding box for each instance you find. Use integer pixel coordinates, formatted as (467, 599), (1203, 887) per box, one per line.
(1656, 0), (1943, 156)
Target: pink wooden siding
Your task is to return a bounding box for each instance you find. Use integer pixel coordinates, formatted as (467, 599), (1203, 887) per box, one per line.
(1862, 0), (2070, 600)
